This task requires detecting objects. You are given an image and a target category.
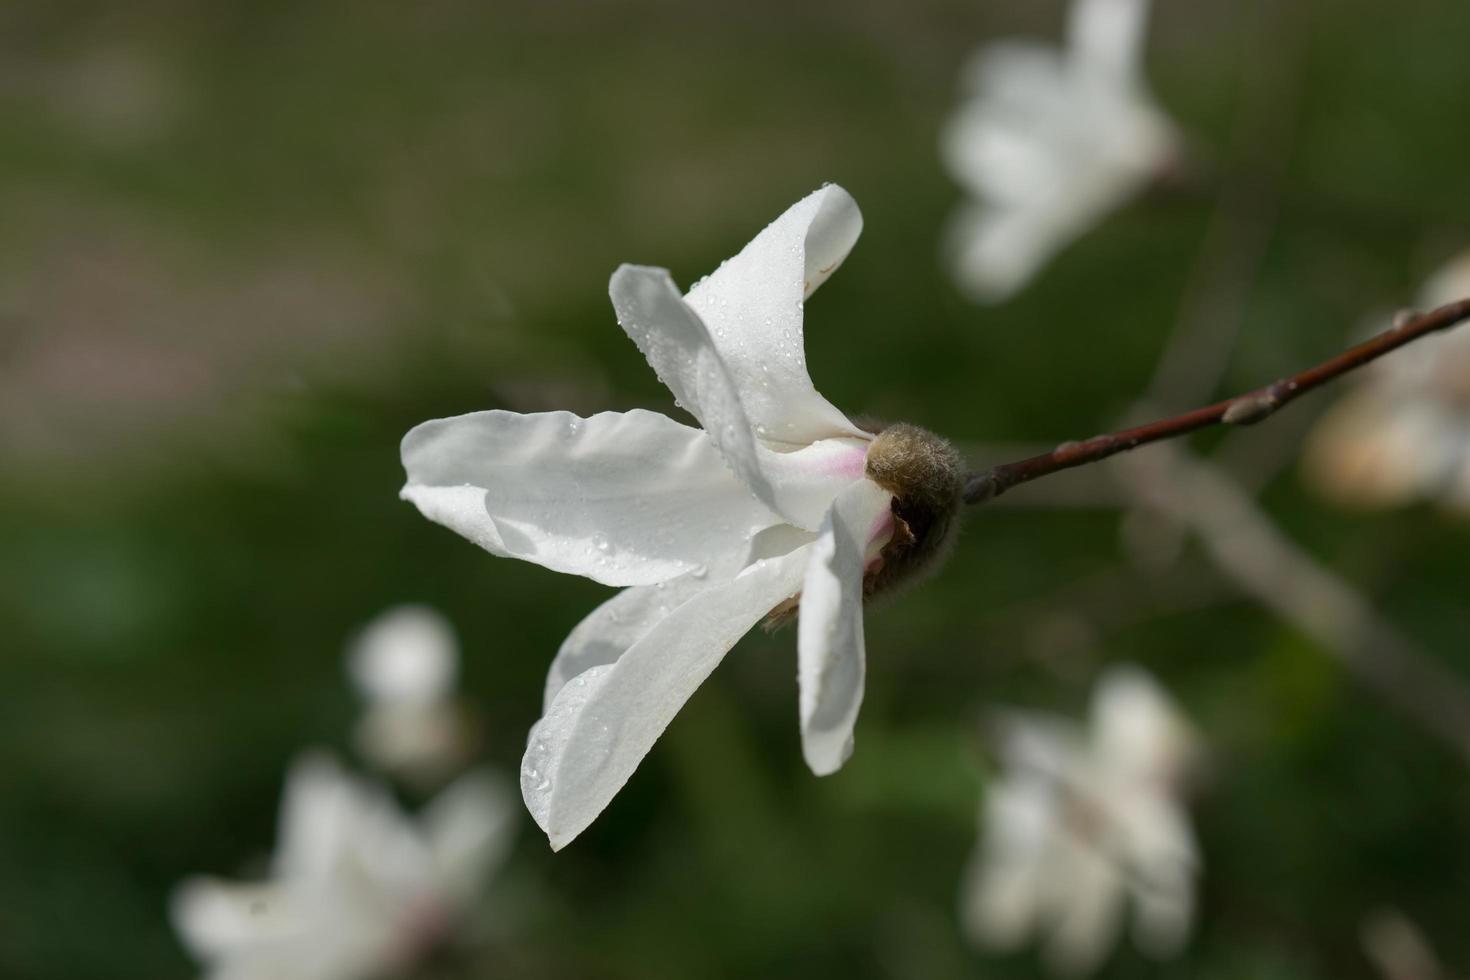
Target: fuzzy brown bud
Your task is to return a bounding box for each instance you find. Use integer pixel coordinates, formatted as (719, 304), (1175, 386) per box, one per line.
(862, 422), (965, 599)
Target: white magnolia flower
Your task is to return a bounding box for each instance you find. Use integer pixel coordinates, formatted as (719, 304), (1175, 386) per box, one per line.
(347, 604), (474, 783)
(960, 665), (1199, 977)
(941, 0), (1179, 302)
(172, 752), (514, 980)
(1305, 250), (1470, 511)
(400, 185), (965, 849)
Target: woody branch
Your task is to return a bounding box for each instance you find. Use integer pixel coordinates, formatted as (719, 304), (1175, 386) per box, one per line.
(963, 297), (1470, 505)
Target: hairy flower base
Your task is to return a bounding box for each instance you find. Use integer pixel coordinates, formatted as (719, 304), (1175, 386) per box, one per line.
(764, 421), (963, 630)
(863, 422), (965, 595)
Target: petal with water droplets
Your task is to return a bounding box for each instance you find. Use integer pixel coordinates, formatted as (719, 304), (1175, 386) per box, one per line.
(684, 184), (865, 446)
(522, 544), (812, 849)
(401, 408), (779, 587)
(796, 478), (893, 775)
(610, 266), (870, 529)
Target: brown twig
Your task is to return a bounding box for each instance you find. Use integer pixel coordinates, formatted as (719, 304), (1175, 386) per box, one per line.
(963, 298), (1470, 505)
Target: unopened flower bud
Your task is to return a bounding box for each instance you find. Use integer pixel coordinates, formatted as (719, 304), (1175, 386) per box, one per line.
(863, 422), (965, 597)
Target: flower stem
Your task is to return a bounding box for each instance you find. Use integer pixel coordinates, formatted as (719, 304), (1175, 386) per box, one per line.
(962, 297), (1470, 504)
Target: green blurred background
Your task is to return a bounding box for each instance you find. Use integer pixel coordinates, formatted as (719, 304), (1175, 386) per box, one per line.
(3, 1), (1469, 977)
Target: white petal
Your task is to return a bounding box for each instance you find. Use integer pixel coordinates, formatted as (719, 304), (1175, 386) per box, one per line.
(1041, 835), (1127, 977)
(960, 776), (1056, 950)
(796, 478), (893, 775)
(1091, 664), (1193, 784)
(1125, 799), (1197, 958)
(757, 435), (873, 531)
(945, 203), (1075, 304)
(347, 604), (458, 707)
(401, 408), (780, 587)
(609, 265), (779, 509)
(170, 878), (301, 959)
(423, 769), (517, 905)
(521, 544), (812, 850)
(684, 185), (866, 446)
(1067, 0), (1151, 80)
(944, 45), (1074, 204)
(271, 752), (357, 883)
(610, 265), (871, 529)
(544, 572), (726, 713)
(543, 524), (820, 711)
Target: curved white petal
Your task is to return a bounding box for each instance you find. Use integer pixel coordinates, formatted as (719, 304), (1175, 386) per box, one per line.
(272, 752), (358, 883)
(543, 523), (819, 712)
(401, 408), (779, 587)
(423, 769), (517, 904)
(796, 478), (893, 775)
(610, 265), (777, 505)
(1091, 664), (1193, 784)
(1068, 0), (1151, 80)
(544, 570), (728, 713)
(760, 435), (873, 530)
(521, 545), (813, 850)
(960, 776), (1055, 949)
(610, 265), (871, 529)
(1042, 835), (1127, 977)
(684, 185), (865, 446)
(945, 203), (1077, 304)
(170, 878), (302, 959)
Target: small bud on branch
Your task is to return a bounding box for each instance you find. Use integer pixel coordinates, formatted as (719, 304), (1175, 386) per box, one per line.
(963, 298), (1470, 504)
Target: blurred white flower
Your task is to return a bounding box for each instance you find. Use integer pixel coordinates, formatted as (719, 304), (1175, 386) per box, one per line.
(347, 604), (475, 784)
(941, 0), (1179, 302)
(172, 752), (514, 980)
(1304, 251), (1470, 512)
(400, 185), (965, 849)
(960, 665), (1199, 976)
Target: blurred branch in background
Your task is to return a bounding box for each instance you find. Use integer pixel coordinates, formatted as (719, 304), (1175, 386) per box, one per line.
(1112, 444), (1470, 767)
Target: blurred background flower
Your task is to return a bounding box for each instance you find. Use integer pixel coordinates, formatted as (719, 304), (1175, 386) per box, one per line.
(347, 604), (478, 787)
(171, 752), (514, 980)
(960, 666), (1199, 976)
(940, 0), (1179, 302)
(3, 1), (1470, 978)
(1304, 250), (1470, 511)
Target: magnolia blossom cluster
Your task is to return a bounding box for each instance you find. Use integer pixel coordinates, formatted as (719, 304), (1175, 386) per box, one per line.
(400, 185), (965, 849)
(960, 666), (1200, 977)
(1305, 251), (1470, 512)
(172, 607), (513, 980)
(942, 0), (1179, 302)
